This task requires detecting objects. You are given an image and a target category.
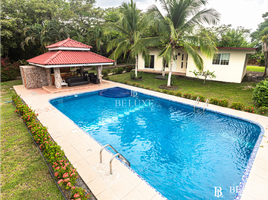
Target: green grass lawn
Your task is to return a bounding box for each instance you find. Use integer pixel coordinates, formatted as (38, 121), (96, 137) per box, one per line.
(108, 72), (257, 107)
(1, 80), (64, 200)
(246, 66), (265, 72)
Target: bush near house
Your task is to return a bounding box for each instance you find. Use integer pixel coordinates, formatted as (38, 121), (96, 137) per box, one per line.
(12, 94), (90, 200)
(1, 57), (20, 82)
(259, 106), (268, 115)
(252, 78), (268, 107)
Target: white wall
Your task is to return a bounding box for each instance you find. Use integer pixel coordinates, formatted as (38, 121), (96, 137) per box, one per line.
(186, 49), (255, 83)
(138, 48), (255, 83)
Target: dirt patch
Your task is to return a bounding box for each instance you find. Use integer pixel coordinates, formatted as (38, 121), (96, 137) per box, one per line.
(155, 75), (167, 80)
(243, 71), (266, 82)
(242, 86), (254, 90)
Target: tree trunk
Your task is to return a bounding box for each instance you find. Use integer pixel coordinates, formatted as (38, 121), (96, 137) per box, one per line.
(167, 55), (173, 87)
(162, 62), (166, 77)
(80, 66), (84, 76)
(263, 42), (268, 77)
(264, 51), (268, 77)
(135, 56), (138, 78)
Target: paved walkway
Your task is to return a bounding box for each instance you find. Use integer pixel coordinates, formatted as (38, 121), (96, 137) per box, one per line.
(14, 81), (268, 200)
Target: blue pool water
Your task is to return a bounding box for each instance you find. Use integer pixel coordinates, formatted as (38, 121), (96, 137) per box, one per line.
(50, 87), (261, 200)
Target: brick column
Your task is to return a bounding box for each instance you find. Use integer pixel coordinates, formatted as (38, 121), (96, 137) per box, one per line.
(97, 65), (102, 83)
(54, 67), (62, 89)
(45, 68), (52, 86)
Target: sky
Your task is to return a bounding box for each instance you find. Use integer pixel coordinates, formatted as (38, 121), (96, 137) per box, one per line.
(95, 0), (268, 32)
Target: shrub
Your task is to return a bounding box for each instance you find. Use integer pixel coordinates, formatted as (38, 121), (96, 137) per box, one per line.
(155, 89), (161, 92)
(175, 91), (182, 97)
(1, 57), (20, 82)
(230, 102), (244, 110)
(102, 71), (108, 77)
(259, 106), (268, 115)
(130, 71), (136, 79)
(183, 93), (192, 99)
(252, 78), (268, 107)
(218, 99), (229, 107)
(71, 187), (90, 200)
(126, 66), (134, 72)
(210, 98), (219, 105)
(112, 68), (118, 74)
(244, 106), (255, 113)
(162, 89), (168, 94)
(137, 71), (143, 79)
(117, 67), (124, 74)
(106, 69), (111, 73)
(12, 94), (90, 199)
(145, 86), (150, 89)
(191, 95), (197, 100)
(197, 95), (205, 102)
(168, 91), (174, 95)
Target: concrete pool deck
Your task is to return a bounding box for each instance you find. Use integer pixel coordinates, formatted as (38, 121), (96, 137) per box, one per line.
(14, 81), (268, 200)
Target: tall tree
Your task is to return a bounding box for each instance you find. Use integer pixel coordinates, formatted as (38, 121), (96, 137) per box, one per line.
(148, 0), (220, 86)
(251, 12), (268, 77)
(21, 20), (70, 53)
(106, 0), (159, 77)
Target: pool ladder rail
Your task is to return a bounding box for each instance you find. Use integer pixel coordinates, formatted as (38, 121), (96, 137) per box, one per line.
(194, 97), (209, 113)
(100, 144), (131, 175)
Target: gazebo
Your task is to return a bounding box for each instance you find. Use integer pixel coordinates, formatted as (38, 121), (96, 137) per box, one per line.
(21, 38), (114, 89)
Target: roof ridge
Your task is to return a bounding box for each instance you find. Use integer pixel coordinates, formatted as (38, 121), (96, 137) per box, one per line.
(44, 51), (62, 64)
(69, 38), (91, 48)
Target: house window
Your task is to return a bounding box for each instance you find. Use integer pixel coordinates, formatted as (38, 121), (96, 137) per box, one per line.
(182, 54), (184, 61)
(145, 55), (155, 69)
(186, 62), (187, 68)
(181, 62), (183, 68)
(212, 53), (230, 65)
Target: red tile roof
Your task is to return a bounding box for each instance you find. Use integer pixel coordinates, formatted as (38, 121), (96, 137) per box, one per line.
(46, 38), (92, 49)
(27, 51), (114, 65)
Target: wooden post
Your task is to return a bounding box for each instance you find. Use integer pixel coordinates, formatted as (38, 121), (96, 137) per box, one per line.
(80, 66), (84, 76)
(45, 68), (52, 86)
(54, 68), (62, 89)
(97, 65), (102, 83)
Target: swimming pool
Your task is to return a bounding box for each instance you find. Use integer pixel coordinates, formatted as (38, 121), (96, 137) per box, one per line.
(50, 87), (262, 199)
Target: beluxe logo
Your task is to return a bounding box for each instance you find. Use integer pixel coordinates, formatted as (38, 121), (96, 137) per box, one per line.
(214, 186), (241, 198)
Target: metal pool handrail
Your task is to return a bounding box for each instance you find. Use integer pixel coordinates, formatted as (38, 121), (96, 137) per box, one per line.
(203, 99), (209, 113)
(100, 144), (131, 174)
(110, 153), (131, 174)
(194, 96), (200, 112)
(100, 144), (118, 163)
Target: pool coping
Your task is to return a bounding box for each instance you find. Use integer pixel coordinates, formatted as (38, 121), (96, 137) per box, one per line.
(13, 81), (268, 200)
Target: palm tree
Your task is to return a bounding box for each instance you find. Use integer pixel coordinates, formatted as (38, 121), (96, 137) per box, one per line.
(21, 20), (69, 53)
(148, 0), (220, 86)
(106, 0), (160, 77)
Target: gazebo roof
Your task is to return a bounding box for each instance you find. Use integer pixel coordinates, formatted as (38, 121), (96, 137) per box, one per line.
(27, 50), (114, 68)
(46, 38), (92, 50)
(27, 38), (114, 68)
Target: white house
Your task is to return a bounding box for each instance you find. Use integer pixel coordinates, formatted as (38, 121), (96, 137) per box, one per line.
(137, 47), (256, 83)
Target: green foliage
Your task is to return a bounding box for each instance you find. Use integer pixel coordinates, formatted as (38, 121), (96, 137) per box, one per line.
(112, 68), (118, 74)
(199, 96), (206, 102)
(149, 0), (219, 86)
(210, 98), (219, 105)
(175, 91), (182, 97)
(12, 94), (90, 199)
(168, 91), (174, 95)
(102, 71), (108, 77)
(183, 93), (192, 99)
(252, 78), (268, 107)
(117, 67), (124, 74)
(259, 106), (268, 115)
(230, 102), (244, 110)
(130, 71), (143, 79)
(218, 100), (229, 107)
(1, 57), (20, 82)
(21, 20), (69, 53)
(126, 66), (134, 72)
(71, 187), (90, 200)
(243, 106), (255, 113)
(190, 70), (216, 84)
